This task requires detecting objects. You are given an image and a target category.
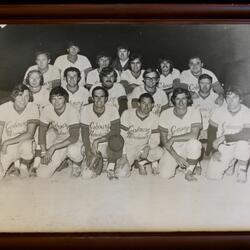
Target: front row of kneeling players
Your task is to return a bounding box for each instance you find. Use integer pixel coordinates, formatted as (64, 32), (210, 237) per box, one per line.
(0, 80), (250, 182)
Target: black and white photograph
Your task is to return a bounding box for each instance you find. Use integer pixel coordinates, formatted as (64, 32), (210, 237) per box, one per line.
(0, 24), (250, 232)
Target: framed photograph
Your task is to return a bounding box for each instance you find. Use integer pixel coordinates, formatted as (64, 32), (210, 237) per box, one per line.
(1, 3), (250, 249)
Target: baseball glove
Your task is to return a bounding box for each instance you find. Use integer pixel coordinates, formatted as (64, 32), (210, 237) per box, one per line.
(87, 151), (103, 176)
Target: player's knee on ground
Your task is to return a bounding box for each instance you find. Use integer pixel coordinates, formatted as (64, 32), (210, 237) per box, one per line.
(18, 140), (35, 161)
(115, 156), (131, 178)
(147, 147), (164, 162)
(66, 142), (83, 163)
(186, 139), (202, 160)
(159, 149), (177, 179)
(234, 141), (250, 162)
(206, 154), (224, 180)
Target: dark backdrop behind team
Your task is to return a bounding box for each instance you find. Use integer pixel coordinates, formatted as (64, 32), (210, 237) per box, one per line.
(0, 24), (249, 104)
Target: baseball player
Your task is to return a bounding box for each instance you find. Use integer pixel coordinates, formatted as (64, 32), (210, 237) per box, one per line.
(206, 87), (250, 183)
(120, 54), (145, 94)
(89, 67), (127, 115)
(192, 73), (224, 140)
(120, 93), (163, 176)
(111, 45), (130, 75)
(158, 84), (202, 181)
(62, 67), (89, 113)
(0, 84), (39, 178)
(23, 51), (61, 91)
(180, 57), (224, 103)
(80, 86), (123, 179)
(157, 58), (180, 97)
(36, 86), (81, 178)
(129, 68), (169, 116)
(54, 41), (92, 87)
(86, 52), (120, 90)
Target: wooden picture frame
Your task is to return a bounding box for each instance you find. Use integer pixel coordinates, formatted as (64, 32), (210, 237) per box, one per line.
(0, 3), (250, 249)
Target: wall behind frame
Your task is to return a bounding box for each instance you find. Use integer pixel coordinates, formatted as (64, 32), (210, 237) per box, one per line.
(0, 24), (249, 104)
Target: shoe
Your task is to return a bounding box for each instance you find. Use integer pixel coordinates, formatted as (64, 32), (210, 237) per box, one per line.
(71, 166), (82, 177)
(237, 170), (247, 183)
(151, 162), (160, 175)
(107, 169), (118, 180)
(185, 170), (197, 182)
(19, 164), (29, 178)
(195, 166), (202, 176)
(135, 161), (147, 175)
(29, 167), (37, 177)
(8, 167), (20, 177)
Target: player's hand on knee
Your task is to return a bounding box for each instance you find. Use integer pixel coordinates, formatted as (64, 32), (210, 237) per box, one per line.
(139, 145), (150, 160)
(213, 150), (222, 161)
(212, 136), (225, 150)
(91, 140), (99, 155)
(175, 155), (189, 169)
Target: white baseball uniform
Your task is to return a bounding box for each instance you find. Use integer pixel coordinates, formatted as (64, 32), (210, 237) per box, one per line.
(0, 101), (39, 173)
(158, 68), (180, 90)
(180, 68), (218, 94)
(54, 54), (91, 87)
(120, 69), (145, 86)
(86, 68), (120, 87)
(63, 86), (89, 112)
(31, 86), (51, 114)
(206, 104), (250, 180)
(121, 108), (163, 165)
(89, 82), (126, 110)
(37, 103), (81, 177)
(129, 85), (168, 116)
(158, 106), (202, 178)
(24, 64), (61, 91)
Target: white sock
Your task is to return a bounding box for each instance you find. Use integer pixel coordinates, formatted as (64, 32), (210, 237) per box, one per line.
(187, 165), (196, 173)
(14, 160), (20, 169)
(107, 163), (115, 171)
(33, 157), (41, 169)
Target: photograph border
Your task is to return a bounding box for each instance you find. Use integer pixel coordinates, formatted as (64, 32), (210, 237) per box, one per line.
(0, 3), (250, 249)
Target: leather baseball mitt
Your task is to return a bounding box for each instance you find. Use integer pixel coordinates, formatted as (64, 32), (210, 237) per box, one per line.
(87, 151), (103, 176)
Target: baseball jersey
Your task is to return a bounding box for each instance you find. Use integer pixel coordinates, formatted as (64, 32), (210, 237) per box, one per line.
(40, 103), (80, 141)
(89, 82), (126, 110)
(192, 91), (221, 130)
(120, 69), (145, 86)
(209, 104), (250, 138)
(24, 64), (60, 91)
(80, 103), (120, 144)
(180, 68), (218, 93)
(121, 108), (159, 148)
(158, 68), (180, 90)
(86, 68), (120, 87)
(0, 101), (39, 141)
(159, 106), (202, 139)
(63, 86), (89, 112)
(54, 54), (91, 87)
(130, 85), (168, 116)
(31, 86), (50, 114)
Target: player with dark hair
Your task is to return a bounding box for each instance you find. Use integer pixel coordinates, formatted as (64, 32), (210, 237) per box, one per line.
(159, 83), (202, 181)
(120, 54), (145, 94)
(36, 86), (81, 178)
(24, 50), (61, 91)
(119, 93), (163, 176)
(0, 84), (39, 178)
(129, 68), (168, 116)
(111, 45), (130, 75)
(80, 86), (123, 179)
(54, 41), (92, 87)
(206, 86), (250, 183)
(89, 67), (127, 115)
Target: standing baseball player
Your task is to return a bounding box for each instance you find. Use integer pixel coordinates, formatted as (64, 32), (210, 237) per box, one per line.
(80, 86), (123, 179)
(0, 84), (39, 178)
(54, 41), (92, 87)
(86, 52), (120, 90)
(158, 84), (202, 181)
(157, 58), (180, 98)
(206, 87), (250, 183)
(62, 67), (89, 113)
(119, 93), (163, 176)
(120, 54), (145, 94)
(129, 68), (168, 116)
(180, 57), (224, 103)
(37, 86), (81, 178)
(89, 67), (127, 115)
(111, 45), (130, 75)
(23, 51), (61, 91)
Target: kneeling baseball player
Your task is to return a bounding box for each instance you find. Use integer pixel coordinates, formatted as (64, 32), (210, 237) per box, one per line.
(119, 93), (163, 176)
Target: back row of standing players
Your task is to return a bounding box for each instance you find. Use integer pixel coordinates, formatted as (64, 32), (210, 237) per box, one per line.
(1, 41), (250, 182)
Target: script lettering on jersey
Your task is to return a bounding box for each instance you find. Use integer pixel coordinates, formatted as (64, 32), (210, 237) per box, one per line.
(127, 125), (151, 140)
(170, 125), (190, 137)
(6, 121), (27, 137)
(51, 122), (69, 135)
(89, 121), (110, 141)
(221, 122), (243, 135)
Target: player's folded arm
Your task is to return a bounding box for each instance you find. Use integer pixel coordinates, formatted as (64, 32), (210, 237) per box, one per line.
(38, 121), (49, 149)
(68, 124), (80, 144)
(80, 123), (91, 153)
(205, 123), (218, 156)
(224, 126), (250, 143)
(118, 96), (128, 115)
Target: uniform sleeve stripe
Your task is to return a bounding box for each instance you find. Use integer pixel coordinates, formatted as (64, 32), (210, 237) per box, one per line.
(152, 129), (159, 134)
(111, 119), (120, 125)
(209, 119), (218, 128)
(28, 119), (39, 124)
(191, 123), (202, 128)
(158, 126), (168, 133)
(40, 121), (49, 127)
(69, 123), (80, 129)
(80, 123), (89, 128)
(120, 124), (129, 131)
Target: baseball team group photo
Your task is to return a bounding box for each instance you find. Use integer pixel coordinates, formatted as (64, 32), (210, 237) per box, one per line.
(0, 24), (250, 232)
